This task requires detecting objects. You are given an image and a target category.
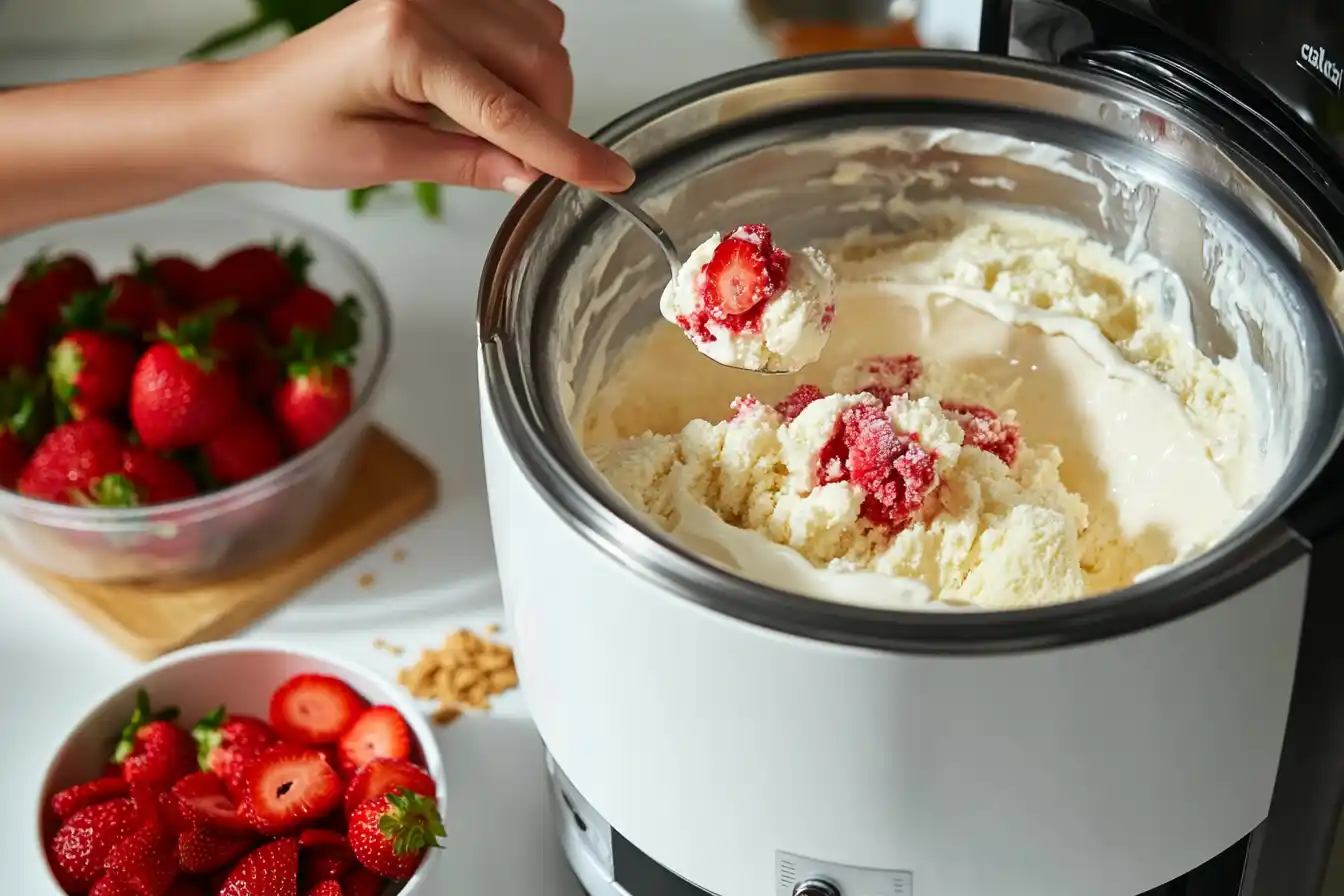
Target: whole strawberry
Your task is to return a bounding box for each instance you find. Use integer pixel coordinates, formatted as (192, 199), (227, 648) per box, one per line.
(133, 249), (205, 309)
(49, 777), (131, 821)
(96, 447), (199, 506)
(274, 365), (352, 453)
(47, 797), (141, 893)
(17, 418), (124, 504)
(348, 789), (445, 879)
(102, 800), (179, 896)
(200, 241), (313, 313)
(266, 288), (351, 346)
(0, 372), (45, 489)
(113, 689), (197, 790)
(0, 306), (42, 374)
(7, 251), (98, 332)
(340, 867), (387, 896)
(61, 276), (166, 336)
(217, 837), (300, 896)
(192, 707), (277, 798)
(202, 410), (286, 486)
(49, 330), (139, 421)
(130, 311), (241, 451)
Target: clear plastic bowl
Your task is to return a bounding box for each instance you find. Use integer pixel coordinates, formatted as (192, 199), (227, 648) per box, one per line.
(0, 194), (392, 583)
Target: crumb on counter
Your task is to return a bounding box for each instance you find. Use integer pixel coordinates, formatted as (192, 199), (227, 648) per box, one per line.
(486, 623), (501, 634)
(358, 572), (376, 588)
(397, 628), (519, 725)
(392, 548), (407, 563)
(373, 637), (404, 656)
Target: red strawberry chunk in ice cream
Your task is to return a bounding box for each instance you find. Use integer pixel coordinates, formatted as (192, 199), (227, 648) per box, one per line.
(677, 225), (791, 343)
(838, 403), (938, 527)
(774, 384), (826, 421)
(941, 401), (1021, 467)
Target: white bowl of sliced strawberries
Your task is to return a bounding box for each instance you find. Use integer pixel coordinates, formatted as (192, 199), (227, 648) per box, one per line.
(0, 193), (391, 582)
(38, 641), (447, 896)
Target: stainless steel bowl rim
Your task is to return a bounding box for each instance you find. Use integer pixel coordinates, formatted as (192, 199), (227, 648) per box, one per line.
(479, 50), (1344, 654)
(0, 196), (394, 528)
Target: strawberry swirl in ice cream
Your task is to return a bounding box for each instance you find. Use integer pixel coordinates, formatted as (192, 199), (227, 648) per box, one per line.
(659, 224), (836, 373)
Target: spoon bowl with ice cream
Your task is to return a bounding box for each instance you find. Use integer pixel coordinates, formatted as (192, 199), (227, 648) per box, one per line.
(594, 190), (837, 374)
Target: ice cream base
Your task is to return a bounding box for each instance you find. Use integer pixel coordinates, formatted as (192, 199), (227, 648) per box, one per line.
(579, 211), (1256, 611)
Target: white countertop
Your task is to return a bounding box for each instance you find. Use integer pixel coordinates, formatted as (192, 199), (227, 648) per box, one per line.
(0, 2), (771, 892)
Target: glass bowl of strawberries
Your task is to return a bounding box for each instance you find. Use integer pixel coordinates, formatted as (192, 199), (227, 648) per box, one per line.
(37, 640), (448, 896)
(0, 193), (392, 581)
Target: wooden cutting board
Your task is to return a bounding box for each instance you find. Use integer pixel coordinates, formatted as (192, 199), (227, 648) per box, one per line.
(26, 426), (438, 660)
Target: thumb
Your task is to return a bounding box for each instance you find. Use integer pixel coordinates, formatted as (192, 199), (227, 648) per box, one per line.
(361, 120), (536, 194)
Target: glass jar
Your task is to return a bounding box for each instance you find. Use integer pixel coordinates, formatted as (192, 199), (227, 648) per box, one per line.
(744, 0), (920, 56)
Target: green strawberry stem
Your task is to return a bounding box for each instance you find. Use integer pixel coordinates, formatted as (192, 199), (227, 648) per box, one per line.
(274, 238), (315, 284)
(91, 474), (143, 508)
(380, 789), (446, 856)
(112, 689), (180, 763)
(192, 705), (227, 771)
(159, 303), (235, 369)
(0, 372), (48, 444)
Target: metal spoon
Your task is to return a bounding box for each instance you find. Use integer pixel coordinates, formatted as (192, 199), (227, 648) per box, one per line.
(591, 190), (795, 374)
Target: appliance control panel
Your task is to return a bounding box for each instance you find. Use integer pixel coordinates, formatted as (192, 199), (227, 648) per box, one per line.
(776, 850), (914, 896)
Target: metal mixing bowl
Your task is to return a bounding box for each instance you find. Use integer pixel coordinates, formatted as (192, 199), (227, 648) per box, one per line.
(480, 50), (1344, 652)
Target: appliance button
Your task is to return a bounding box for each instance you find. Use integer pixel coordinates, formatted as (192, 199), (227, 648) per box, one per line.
(792, 879), (842, 896)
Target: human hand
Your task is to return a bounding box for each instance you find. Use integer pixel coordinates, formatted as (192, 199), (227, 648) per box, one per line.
(218, 0), (635, 195)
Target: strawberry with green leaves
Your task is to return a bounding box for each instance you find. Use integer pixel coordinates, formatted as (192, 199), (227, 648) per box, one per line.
(267, 289), (357, 347)
(49, 330), (139, 422)
(17, 418), (125, 504)
(93, 447), (200, 507)
(112, 689), (198, 790)
(199, 240), (313, 313)
(7, 250), (98, 332)
(130, 309), (241, 451)
(347, 788), (445, 880)
(133, 249), (205, 309)
(192, 707), (277, 799)
(272, 298), (362, 452)
(62, 276), (166, 336)
(0, 373), (47, 489)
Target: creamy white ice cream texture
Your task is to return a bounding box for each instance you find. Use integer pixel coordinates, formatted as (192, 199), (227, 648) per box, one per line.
(583, 206), (1261, 611)
(659, 229), (836, 373)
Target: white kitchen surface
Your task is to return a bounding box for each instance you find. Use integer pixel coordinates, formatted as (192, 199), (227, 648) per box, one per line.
(3, 1), (1344, 894)
(0, 0), (771, 893)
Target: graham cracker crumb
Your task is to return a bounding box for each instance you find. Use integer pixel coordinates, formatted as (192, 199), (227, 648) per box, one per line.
(392, 548), (406, 563)
(373, 638), (404, 656)
(358, 572), (376, 588)
(397, 628), (518, 723)
(486, 623), (501, 634)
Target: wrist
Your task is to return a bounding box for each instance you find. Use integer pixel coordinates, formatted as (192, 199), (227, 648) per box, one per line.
(162, 60), (263, 185)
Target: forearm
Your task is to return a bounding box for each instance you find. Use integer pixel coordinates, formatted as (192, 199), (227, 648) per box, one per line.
(0, 63), (252, 238)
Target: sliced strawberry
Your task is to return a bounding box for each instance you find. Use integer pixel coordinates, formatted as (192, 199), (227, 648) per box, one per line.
(307, 880), (344, 896)
(50, 777), (131, 821)
(176, 825), (255, 874)
(269, 674), (368, 745)
(336, 707), (412, 777)
(217, 837), (300, 896)
(167, 773), (252, 835)
(342, 758), (436, 818)
(48, 797), (141, 893)
(338, 868), (385, 896)
(242, 745), (343, 835)
(315, 744), (342, 775)
(701, 238), (774, 315)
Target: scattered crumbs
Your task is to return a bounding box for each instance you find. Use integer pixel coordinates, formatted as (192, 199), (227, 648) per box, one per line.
(373, 638), (404, 656)
(398, 628), (519, 725)
(392, 548), (407, 563)
(486, 623), (501, 634)
(358, 572), (376, 588)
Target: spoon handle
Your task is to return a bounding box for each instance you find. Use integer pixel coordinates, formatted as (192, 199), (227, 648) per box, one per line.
(594, 191), (682, 281)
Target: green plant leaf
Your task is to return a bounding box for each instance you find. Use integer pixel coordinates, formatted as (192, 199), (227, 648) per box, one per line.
(414, 181), (442, 219)
(348, 185), (392, 214)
